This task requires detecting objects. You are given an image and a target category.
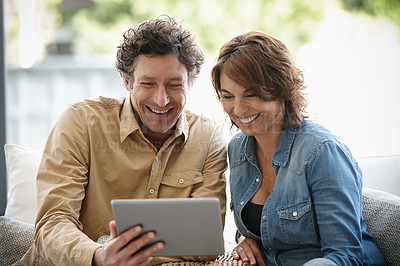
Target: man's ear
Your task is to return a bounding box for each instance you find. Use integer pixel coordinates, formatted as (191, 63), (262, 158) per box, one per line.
(121, 73), (131, 91)
(188, 79), (194, 90)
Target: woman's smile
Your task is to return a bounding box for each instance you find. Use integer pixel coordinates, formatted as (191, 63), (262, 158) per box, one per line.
(236, 113), (260, 125)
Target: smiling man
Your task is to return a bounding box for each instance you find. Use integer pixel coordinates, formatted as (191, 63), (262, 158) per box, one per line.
(17, 16), (227, 266)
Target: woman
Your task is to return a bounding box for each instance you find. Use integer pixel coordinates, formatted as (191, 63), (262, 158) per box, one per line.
(211, 31), (385, 266)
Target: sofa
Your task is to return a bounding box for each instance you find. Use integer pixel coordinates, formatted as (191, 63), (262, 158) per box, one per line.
(1, 144), (400, 266)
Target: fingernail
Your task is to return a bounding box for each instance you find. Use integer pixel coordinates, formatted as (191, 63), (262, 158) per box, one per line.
(157, 242), (164, 249)
(147, 232), (155, 239)
(134, 226), (142, 233)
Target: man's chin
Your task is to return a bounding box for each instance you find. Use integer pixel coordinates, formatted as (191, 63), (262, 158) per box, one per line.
(142, 124), (175, 137)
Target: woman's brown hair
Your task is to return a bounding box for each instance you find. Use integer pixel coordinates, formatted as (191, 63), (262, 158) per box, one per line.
(211, 31), (307, 129)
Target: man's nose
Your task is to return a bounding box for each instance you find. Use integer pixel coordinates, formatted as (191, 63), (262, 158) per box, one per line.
(153, 86), (170, 107)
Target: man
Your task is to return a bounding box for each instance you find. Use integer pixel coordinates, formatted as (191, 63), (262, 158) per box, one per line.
(18, 15), (227, 265)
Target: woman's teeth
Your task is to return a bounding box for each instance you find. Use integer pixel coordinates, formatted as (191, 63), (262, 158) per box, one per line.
(238, 114), (259, 123)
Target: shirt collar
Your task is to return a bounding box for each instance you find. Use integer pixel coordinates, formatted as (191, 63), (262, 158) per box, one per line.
(241, 126), (297, 167)
(272, 126), (296, 167)
(120, 96), (141, 143)
(119, 95), (189, 144)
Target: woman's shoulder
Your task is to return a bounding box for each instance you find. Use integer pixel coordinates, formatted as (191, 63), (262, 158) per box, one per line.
(291, 119), (354, 161)
(228, 132), (247, 147)
(296, 119), (341, 145)
(227, 132), (250, 159)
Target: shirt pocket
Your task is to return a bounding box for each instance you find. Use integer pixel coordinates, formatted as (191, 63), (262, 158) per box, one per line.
(159, 171), (204, 197)
(276, 199), (316, 244)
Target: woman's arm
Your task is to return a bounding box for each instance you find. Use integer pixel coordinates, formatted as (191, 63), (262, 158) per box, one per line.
(307, 141), (363, 265)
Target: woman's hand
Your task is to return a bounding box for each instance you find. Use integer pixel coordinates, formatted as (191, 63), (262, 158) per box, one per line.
(93, 221), (165, 266)
(232, 237), (265, 266)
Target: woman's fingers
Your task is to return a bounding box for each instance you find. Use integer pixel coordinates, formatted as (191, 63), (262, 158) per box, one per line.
(232, 238), (265, 266)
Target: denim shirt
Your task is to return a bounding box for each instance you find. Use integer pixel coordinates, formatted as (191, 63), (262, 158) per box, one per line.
(228, 119), (386, 266)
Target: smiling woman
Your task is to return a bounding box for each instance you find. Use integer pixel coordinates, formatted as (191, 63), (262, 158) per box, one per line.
(211, 31), (386, 265)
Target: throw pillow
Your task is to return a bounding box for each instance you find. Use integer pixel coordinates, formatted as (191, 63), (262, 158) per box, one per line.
(4, 144), (42, 224)
(0, 216), (34, 266)
(362, 188), (400, 266)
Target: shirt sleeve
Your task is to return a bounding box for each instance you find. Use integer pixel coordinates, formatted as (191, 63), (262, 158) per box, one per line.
(190, 125), (228, 225)
(34, 105), (101, 266)
(307, 140), (363, 265)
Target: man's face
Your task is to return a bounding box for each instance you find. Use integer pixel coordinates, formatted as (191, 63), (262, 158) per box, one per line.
(125, 54), (190, 142)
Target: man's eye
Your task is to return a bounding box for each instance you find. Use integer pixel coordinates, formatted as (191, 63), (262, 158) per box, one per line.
(245, 94), (258, 98)
(169, 84), (183, 89)
(141, 82), (154, 86)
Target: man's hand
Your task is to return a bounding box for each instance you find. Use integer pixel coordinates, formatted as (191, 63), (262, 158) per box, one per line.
(93, 221), (165, 266)
(232, 237), (265, 266)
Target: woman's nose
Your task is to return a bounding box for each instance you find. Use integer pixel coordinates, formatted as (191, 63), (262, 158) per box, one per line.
(233, 98), (249, 116)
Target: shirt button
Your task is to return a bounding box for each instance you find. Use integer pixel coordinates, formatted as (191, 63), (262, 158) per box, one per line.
(255, 178), (260, 183)
(292, 211), (298, 217)
(178, 178), (185, 184)
(149, 188), (155, 194)
(262, 215), (266, 220)
(240, 201), (244, 206)
(268, 247), (273, 251)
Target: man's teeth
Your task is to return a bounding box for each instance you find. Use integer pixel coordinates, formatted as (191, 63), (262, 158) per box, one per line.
(150, 107), (169, 114)
(238, 114), (258, 123)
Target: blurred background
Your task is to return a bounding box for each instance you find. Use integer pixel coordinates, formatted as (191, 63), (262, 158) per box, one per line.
(1, 0), (400, 241)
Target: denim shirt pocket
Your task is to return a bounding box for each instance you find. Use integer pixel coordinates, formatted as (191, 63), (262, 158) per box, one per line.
(276, 199), (316, 244)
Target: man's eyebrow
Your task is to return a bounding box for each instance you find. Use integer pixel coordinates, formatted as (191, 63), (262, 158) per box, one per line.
(168, 77), (185, 82)
(221, 89), (231, 94)
(138, 76), (185, 82)
(138, 75), (155, 80)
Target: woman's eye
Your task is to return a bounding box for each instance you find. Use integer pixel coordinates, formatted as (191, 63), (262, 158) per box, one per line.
(221, 95), (233, 99)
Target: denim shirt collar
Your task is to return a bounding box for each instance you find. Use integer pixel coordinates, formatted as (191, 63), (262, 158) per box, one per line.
(240, 126), (297, 167)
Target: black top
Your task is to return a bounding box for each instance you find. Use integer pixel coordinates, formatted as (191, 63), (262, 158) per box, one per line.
(241, 201), (263, 237)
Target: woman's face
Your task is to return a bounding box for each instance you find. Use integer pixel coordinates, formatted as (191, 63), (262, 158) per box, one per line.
(220, 71), (284, 137)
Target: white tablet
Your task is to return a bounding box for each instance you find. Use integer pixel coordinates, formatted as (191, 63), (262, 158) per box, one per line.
(111, 197), (225, 257)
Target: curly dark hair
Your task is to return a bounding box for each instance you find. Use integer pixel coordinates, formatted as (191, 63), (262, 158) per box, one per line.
(211, 31), (307, 129)
(116, 15), (204, 83)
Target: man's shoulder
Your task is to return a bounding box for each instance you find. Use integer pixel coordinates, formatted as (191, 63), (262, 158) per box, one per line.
(71, 96), (125, 110)
(184, 109), (220, 129)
